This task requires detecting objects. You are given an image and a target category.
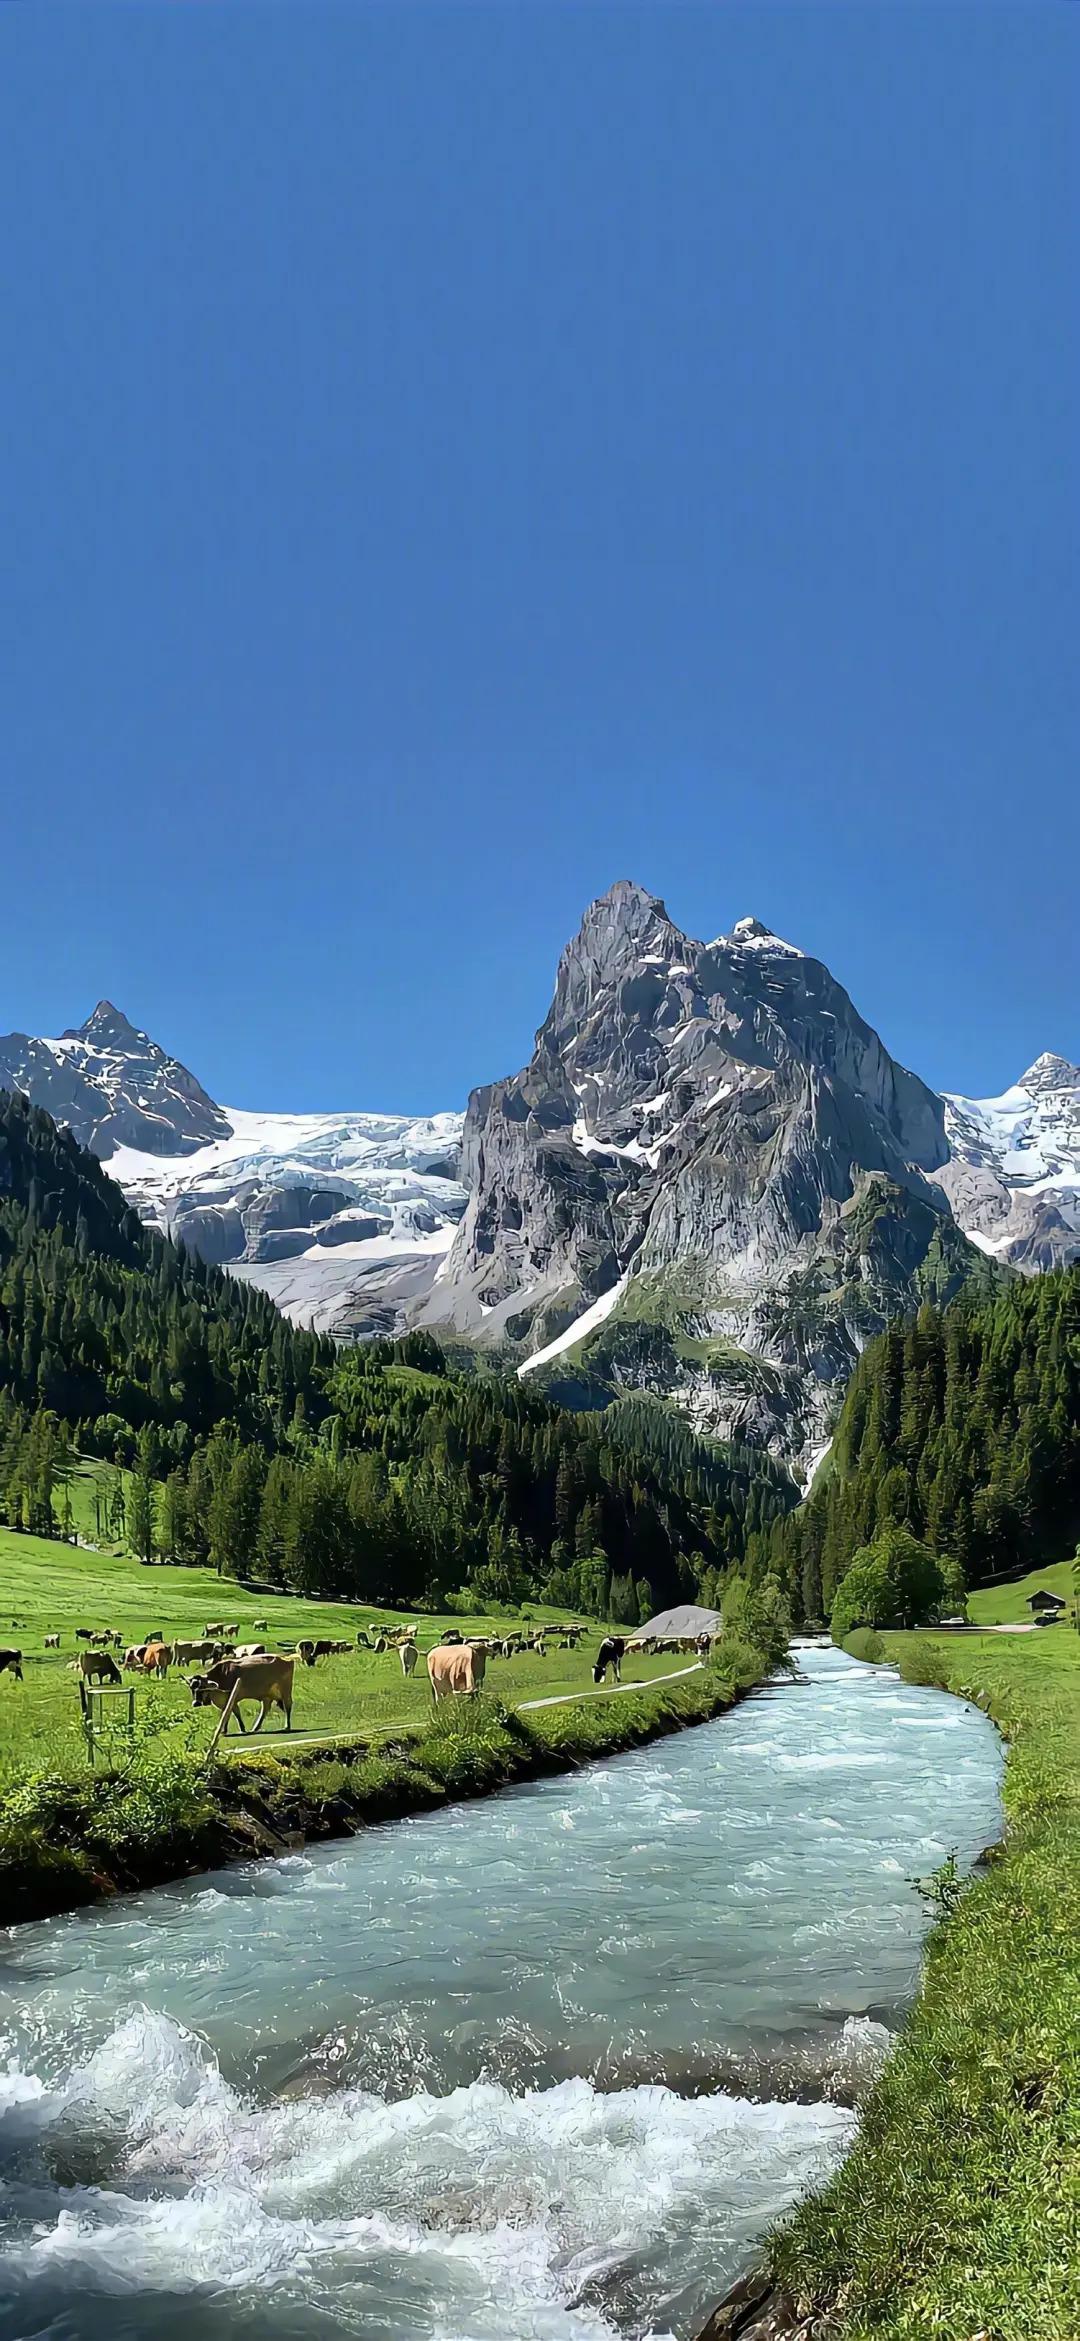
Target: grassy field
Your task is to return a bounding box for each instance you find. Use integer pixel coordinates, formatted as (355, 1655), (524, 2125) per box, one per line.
(967, 1554), (1076, 1625)
(771, 1564), (1080, 2341)
(0, 1525), (689, 1784)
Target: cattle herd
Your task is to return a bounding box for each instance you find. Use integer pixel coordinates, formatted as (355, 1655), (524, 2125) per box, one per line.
(0, 1614), (709, 1740)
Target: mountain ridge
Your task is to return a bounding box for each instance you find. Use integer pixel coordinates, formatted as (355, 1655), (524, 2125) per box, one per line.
(3, 890), (1073, 1451)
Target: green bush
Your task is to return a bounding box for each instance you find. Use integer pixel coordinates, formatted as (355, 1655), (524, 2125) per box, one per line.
(842, 1627), (886, 1664)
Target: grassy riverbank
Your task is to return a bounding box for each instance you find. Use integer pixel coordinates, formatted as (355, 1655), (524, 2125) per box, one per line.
(0, 1524), (703, 1785)
(768, 1593), (1080, 2341)
(0, 1623), (771, 1923)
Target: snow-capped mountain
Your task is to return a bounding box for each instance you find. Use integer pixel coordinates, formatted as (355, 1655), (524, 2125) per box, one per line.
(0, 1002), (231, 1158)
(0, 1004), (466, 1337)
(112, 1108), (467, 1336)
(421, 881), (995, 1462)
(5, 940), (1073, 1428)
(937, 1053), (1080, 1270)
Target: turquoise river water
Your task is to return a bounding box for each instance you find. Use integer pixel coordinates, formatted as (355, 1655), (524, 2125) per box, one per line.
(0, 1645), (1002, 2341)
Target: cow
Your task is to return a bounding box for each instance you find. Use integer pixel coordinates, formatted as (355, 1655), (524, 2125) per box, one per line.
(297, 1638), (334, 1668)
(328, 1639), (351, 1655)
(170, 1639), (214, 1667)
(75, 1627), (95, 1643)
(399, 1641), (418, 1678)
(44, 1633), (60, 1650)
(427, 1643), (487, 1701)
(441, 1629), (463, 1645)
(140, 1643), (170, 1677)
(187, 1652), (295, 1735)
(124, 1644), (147, 1671)
(592, 1637), (625, 1685)
(204, 1622), (226, 1639)
(232, 1642), (266, 1660)
(251, 1619), (269, 1630)
(0, 1649), (23, 1681)
(75, 1650), (122, 1685)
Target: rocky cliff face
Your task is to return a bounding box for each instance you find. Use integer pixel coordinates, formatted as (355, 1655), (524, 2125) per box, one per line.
(0, 1002), (232, 1158)
(422, 882), (994, 1464)
(938, 1053), (1080, 1271)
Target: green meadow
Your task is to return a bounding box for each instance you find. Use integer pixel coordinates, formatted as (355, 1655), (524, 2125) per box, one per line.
(772, 1565), (1080, 2341)
(0, 1523), (692, 1784)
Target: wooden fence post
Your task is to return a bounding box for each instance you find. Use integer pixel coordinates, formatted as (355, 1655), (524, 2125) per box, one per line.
(204, 1674), (243, 1762)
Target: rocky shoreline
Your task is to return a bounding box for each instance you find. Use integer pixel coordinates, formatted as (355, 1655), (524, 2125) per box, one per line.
(696, 2271), (825, 2340)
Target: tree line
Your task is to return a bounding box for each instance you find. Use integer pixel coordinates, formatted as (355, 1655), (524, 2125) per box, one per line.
(0, 1092), (795, 1615)
(772, 1267), (1080, 1621)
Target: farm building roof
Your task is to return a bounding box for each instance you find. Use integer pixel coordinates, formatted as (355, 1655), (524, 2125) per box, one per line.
(638, 1603), (721, 1638)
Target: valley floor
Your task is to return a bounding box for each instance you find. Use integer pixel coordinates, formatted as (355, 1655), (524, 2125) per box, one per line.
(765, 1578), (1080, 2341)
(0, 1523), (771, 1921)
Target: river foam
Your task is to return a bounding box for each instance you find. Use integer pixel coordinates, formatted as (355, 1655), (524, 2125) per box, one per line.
(0, 2008), (852, 2340)
(0, 1647), (1002, 2338)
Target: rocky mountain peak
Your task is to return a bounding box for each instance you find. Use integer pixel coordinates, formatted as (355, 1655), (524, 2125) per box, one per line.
(1018, 1051), (1080, 1096)
(541, 881), (690, 1045)
(65, 1001), (145, 1045)
(723, 915), (805, 957)
(424, 883), (971, 1460)
(0, 1003), (231, 1160)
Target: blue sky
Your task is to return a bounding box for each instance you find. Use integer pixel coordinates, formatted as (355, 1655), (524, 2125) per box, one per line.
(2, 2), (1075, 1115)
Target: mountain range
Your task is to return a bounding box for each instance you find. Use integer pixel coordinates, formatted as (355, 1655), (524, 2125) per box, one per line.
(3, 885), (1076, 1465)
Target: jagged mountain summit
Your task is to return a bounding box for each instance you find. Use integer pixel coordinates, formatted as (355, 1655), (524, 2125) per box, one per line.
(421, 881), (995, 1462)
(938, 1053), (1080, 1271)
(0, 1002), (231, 1159)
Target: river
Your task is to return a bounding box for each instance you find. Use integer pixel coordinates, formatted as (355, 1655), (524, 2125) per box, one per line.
(0, 1646), (1001, 2341)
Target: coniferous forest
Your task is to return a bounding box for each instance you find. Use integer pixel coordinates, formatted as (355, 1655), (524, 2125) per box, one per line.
(0, 1091), (794, 1615)
(5, 1088), (1080, 1624)
(773, 1270), (1080, 1621)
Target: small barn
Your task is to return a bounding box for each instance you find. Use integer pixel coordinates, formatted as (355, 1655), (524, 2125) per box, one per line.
(1026, 1589), (1066, 1615)
(638, 1603), (722, 1639)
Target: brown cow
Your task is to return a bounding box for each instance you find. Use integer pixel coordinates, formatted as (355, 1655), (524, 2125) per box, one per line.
(427, 1643), (487, 1701)
(74, 1650), (122, 1685)
(187, 1652), (295, 1734)
(0, 1649), (23, 1681)
(141, 1643), (170, 1677)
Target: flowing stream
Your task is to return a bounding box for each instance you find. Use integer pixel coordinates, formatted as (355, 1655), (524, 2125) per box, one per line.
(0, 1646), (1001, 2341)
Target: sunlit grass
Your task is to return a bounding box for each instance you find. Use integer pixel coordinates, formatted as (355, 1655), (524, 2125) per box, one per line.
(770, 1605), (1080, 2340)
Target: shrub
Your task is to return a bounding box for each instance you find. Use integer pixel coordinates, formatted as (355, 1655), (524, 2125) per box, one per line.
(842, 1627), (886, 1664)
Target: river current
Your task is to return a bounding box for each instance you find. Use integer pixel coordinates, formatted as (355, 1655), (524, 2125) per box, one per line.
(0, 1646), (1001, 2341)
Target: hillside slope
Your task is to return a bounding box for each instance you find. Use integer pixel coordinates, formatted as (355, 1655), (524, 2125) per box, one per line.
(774, 1263), (1080, 1617)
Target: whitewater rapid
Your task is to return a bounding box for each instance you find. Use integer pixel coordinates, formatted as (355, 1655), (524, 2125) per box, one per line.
(0, 1647), (1002, 2340)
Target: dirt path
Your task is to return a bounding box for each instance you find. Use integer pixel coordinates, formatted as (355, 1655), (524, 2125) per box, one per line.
(243, 1661), (708, 1753)
(517, 1660), (704, 1711)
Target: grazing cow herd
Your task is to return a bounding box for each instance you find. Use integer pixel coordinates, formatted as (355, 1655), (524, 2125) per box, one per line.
(1, 1609), (701, 1740)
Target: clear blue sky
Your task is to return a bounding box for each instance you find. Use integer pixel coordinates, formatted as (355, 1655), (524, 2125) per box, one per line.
(2, 3), (1076, 1115)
